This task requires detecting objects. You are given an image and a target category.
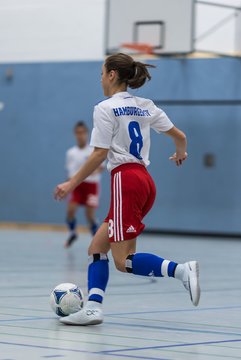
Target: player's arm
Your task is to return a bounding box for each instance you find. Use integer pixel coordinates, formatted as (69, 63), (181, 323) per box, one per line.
(55, 147), (108, 200)
(65, 151), (72, 181)
(164, 126), (187, 166)
(150, 104), (187, 166)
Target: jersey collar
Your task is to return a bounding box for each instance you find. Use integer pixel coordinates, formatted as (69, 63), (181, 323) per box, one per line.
(111, 91), (131, 98)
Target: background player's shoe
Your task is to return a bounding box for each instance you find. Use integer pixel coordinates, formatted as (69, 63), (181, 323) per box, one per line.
(64, 233), (78, 248)
(59, 306), (103, 325)
(182, 261), (200, 306)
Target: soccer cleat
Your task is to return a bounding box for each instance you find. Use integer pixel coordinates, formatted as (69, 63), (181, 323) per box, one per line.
(182, 261), (200, 306)
(64, 234), (78, 248)
(59, 307), (103, 325)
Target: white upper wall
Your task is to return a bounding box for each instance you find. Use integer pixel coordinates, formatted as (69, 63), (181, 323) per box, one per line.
(0, 0), (106, 63)
(195, 0), (241, 53)
(0, 0), (241, 63)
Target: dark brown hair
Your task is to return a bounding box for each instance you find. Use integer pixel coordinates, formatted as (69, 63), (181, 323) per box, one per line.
(104, 53), (155, 89)
(74, 121), (88, 132)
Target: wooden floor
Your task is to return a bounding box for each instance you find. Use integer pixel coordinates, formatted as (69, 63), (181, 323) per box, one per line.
(0, 228), (241, 359)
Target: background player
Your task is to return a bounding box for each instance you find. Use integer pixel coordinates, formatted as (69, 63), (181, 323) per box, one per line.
(55, 53), (200, 325)
(65, 121), (104, 248)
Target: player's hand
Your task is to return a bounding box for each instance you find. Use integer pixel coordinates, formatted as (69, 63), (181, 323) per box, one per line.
(54, 181), (73, 200)
(169, 152), (188, 166)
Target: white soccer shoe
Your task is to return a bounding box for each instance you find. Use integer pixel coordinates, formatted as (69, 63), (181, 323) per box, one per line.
(182, 261), (200, 306)
(59, 307), (103, 326)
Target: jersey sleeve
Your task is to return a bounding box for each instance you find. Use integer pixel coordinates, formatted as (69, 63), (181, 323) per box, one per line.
(90, 104), (114, 149)
(100, 160), (106, 169)
(150, 103), (174, 133)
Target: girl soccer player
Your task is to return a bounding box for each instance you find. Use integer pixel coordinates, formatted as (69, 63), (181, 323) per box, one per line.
(65, 121), (104, 248)
(55, 53), (201, 325)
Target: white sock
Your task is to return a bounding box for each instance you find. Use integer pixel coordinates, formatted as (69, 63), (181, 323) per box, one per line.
(174, 264), (185, 281)
(86, 300), (102, 310)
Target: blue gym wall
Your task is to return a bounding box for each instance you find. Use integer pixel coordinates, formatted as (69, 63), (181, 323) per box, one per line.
(0, 58), (241, 234)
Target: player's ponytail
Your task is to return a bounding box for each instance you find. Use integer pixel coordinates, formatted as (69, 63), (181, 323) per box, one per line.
(127, 61), (155, 89)
(105, 53), (155, 89)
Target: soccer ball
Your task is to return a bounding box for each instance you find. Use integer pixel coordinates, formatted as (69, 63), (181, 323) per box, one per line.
(50, 283), (84, 317)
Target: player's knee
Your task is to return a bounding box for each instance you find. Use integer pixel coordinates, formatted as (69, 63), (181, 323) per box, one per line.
(88, 240), (105, 256)
(113, 258), (127, 272)
(125, 254), (134, 273)
(113, 254), (135, 273)
(88, 242), (96, 256)
(67, 209), (75, 219)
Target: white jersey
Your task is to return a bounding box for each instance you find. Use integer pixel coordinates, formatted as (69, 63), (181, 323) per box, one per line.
(66, 145), (103, 183)
(90, 91), (174, 172)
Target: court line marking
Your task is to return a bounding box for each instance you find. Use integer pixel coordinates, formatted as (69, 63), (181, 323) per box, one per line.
(1, 325), (241, 359)
(104, 321), (241, 337)
(102, 354), (170, 360)
(0, 341), (170, 360)
(1, 323), (188, 345)
(105, 305), (241, 316)
(0, 341), (92, 354)
(0, 317), (53, 323)
(0, 330), (130, 349)
(1, 304), (241, 323)
(1, 286), (241, 297)
(0, 295), (49, 298)
(156, 347), (241, 359)
(1, 317), (241, 338)
(107, 313), (241, 331)
(100, 338), (241, 354)
(42, 356), (65, 358)
(0, 306), (52, 313)
(102, 351), (239, 360)
(0, 312), (51, 318)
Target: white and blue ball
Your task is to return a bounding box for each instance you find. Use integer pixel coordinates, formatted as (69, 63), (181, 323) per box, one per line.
(50, 283), (84, 317)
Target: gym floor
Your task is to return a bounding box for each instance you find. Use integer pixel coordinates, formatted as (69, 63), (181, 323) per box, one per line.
(0, 228), (241, 359)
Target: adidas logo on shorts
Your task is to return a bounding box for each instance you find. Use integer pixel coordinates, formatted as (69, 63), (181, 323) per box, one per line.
(126, 225), (136, 233)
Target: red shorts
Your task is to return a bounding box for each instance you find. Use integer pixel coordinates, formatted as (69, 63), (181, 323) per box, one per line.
(70, 182), (99, 208)
(105, 163), (156, 242)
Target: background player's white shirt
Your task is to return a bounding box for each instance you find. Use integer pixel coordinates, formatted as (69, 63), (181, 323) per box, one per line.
(66, 145), (103, 183)
(90, 91), (174, 172)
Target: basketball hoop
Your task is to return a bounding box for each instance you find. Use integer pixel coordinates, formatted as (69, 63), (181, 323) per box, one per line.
(120, 43), (154, 55)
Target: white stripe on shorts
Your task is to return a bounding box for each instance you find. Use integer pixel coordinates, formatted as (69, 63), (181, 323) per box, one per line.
(115, 172), (119, 242)
(161, 260), (170, 277)
(113, 173), (117, 241)
(113, 172), (124, 242)
(118, 172), (124, 241)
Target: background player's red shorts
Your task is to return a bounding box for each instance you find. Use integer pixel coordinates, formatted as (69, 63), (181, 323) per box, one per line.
(70, 182), (99, 208)
(105, 163), (156, 242)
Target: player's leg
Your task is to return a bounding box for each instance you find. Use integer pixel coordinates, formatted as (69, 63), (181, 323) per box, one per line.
(60, 223), (110, 325)
(85, 206), (99, 236)
(83, 182), (100, 235)
(110, 239), (200, 306)
(111, 237), (177, 275)
(65, 201), (79, 248)
(87, 222), (110, 307)
(110, 166), (200, 306)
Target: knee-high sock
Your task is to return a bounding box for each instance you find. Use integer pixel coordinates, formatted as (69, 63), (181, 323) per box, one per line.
(90, 221), (99, 236)
(126, 253), (178, 278)
(88, 253), (109, 304)
(66, 217), (77, 234)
